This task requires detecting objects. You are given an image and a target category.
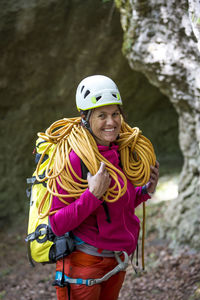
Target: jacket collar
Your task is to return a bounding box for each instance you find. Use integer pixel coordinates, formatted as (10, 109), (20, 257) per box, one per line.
(97, 143), (120, 167)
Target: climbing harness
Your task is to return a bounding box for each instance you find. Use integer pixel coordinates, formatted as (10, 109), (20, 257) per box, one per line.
(53, 251), (129, 287)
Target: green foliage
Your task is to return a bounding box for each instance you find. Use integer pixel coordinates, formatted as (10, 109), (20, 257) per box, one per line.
(102, 0), (112, 3)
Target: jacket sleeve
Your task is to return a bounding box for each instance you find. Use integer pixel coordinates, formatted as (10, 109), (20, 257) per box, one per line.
(134, 186), (151, 208)
(49, 150), (102, 236)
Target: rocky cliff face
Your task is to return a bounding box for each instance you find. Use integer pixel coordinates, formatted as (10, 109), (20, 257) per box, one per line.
(116, 0), (200, 249)
(0, 0), (181, 226)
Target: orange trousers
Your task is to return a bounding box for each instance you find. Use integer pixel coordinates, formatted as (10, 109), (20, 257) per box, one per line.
(55, 251), (126, 300)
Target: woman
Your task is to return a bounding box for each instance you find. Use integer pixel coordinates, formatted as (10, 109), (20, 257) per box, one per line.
(49, 75), (159, 300)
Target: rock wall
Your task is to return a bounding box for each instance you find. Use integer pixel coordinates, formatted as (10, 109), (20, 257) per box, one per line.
(116, 0), (200, 249)
(0, 0), (181, 226)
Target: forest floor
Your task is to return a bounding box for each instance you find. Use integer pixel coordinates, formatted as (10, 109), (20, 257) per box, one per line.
(0, 185), (200, 300)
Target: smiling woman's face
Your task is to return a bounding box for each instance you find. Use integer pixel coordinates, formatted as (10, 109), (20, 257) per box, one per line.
(89, 105), (121, 146)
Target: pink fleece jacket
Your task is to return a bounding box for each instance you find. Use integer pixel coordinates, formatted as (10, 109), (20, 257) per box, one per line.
(49, 144), (150, 256)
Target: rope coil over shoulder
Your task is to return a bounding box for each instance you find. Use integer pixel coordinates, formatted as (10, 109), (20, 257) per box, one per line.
(35, 117), (156, 269)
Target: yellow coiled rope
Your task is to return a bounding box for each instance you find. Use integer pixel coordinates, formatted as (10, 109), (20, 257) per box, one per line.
(36, 116), (156, 269)
(117, 121), (156, 269)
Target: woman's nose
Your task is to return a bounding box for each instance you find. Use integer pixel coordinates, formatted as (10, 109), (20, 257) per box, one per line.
(106, 116), (115, 125)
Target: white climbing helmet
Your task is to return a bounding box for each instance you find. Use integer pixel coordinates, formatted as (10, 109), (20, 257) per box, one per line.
(76, 75), (123, 111)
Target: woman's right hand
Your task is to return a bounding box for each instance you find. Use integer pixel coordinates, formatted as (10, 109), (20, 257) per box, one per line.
(87, 162), (111, 199)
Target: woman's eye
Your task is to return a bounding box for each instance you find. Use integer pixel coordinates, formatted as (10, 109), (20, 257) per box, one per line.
(113, 112), (120, 117)
(98, 114), (105, 119)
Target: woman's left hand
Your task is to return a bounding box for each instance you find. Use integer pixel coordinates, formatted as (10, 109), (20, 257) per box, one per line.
(146, 161), (159, 194)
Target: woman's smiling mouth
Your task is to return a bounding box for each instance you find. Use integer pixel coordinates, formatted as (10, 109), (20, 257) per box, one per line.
(103, 128), (115, 132)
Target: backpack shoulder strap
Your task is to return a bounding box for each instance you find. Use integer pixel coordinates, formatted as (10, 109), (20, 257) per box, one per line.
(80, 159), (89, 180)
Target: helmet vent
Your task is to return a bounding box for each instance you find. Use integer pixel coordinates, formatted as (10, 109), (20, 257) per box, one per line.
(81, 85), (85, 93)
(112, 93), (117, 98)
(96, 96), (102, 101)
(84, 90), (90, 98)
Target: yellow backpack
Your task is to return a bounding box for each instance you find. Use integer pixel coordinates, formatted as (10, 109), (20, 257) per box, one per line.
(25, 138), (75, 266)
